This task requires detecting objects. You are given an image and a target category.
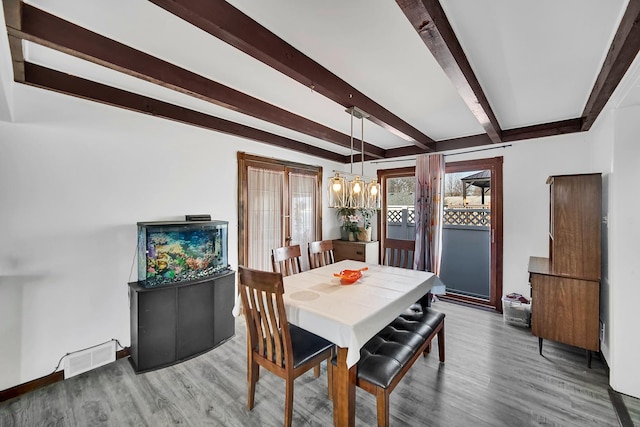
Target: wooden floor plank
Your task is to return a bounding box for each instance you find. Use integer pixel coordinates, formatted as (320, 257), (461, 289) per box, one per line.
(1, 301), (639, 426)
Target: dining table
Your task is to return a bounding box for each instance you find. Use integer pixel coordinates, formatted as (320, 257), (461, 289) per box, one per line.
(281, 259), (437, 427)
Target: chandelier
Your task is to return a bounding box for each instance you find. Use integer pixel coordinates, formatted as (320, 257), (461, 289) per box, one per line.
(328, 107), (380, 210)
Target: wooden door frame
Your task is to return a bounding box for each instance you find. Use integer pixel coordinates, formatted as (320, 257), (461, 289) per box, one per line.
(377, 157), (503, 312)
(237, 152), (323, 268)
(442, 157), (503, 312)
(377, 166), (415, 258)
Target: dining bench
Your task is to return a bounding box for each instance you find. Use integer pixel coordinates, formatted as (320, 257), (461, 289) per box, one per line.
(356, 304), (445, 427)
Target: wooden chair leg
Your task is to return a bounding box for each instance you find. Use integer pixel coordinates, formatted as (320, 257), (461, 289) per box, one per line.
(313, 364), (320, 378)
(247, 359), (259, 410)
(376, 388), (390, 427)
(284, 377), (294, 427)
(423, 341), (432, 357)
(438, 324), (445, 363)
(327, 356), (333, 400)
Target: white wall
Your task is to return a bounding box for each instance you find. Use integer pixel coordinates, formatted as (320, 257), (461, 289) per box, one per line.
(585, 52), (640, 398)
(499, 136), (600, 296)
(0, 83), (343, 390)
(588, 109), (614, 361)
(607, 105), (640, 397)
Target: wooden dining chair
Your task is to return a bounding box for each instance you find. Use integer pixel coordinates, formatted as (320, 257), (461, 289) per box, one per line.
(272, 244), (323, 378)
(384, 238), (431, 308)
(383, 238), (416, 269)
(271, 245), (303, 277)
(238, 266), (334, 427)
(308, 240), (335, 269)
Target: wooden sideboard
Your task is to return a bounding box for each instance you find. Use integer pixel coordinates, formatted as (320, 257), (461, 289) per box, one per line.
(332, 239), (379, 264)
(528, 173), (601, 366)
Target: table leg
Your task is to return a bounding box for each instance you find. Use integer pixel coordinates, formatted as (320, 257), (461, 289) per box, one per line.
(333, 346), (356, 427)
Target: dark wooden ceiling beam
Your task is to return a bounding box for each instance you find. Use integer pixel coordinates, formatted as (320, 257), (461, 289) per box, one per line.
(147, 0), (436, 152)
(381, 134), (493, 158)
(2, 0), (25, 82)
(581, 0), (640, 131)
(501, 118), (583, 142)
(2, 0), (20, 30)
(396, 0), (502, 143)
(9, 3), (385, 159)
(434, 134), (494, 152)
(7, 35), (25, 83)
(24, 63), (346, 163)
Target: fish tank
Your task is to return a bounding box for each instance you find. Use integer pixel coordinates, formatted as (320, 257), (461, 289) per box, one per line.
(137, 220), (230, 288)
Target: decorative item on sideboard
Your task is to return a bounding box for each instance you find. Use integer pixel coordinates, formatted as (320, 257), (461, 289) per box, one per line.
(336, 207), (376, 241)
(358, 208), (374, 242)
(336, 207), (360, 241)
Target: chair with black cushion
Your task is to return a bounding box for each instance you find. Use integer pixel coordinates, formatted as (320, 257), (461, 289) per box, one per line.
(238, 266), (334, 427)
(308, 240), (335, 269)
(272, 244), (324, 378)
(271, 245), (303, 277)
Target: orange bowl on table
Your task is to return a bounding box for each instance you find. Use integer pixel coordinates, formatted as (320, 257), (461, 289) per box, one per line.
(333, 267), (368, 285)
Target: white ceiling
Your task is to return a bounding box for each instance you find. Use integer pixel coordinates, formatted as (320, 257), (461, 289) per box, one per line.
(441, 0), (627, 128)
(11, 0), (633, 157)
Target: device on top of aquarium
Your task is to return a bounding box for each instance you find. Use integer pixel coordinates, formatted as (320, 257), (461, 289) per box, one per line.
(137, 220), (230, 288)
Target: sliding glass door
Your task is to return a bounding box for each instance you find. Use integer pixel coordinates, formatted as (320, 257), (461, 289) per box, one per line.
(378, 157), (503, 311)
(440, 158), (503, 310)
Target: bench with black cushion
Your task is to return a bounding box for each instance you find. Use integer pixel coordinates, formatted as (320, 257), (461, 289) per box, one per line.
(392, 303), (445, 358)
(356, 304), (445, 427)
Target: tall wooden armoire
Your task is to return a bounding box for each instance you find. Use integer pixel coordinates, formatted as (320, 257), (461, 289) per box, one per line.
(528, 173), (601, 366)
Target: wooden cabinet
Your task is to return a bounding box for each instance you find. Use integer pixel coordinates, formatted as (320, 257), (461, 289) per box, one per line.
(332, 240), (379, 264)
(547, 174), (601, 280)
(528, 173), (601, 364)
(128, 270), (235, 373)
(529, 257), (599, 351)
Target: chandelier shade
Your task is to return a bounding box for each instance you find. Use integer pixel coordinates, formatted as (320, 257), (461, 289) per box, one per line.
(328, 172), (347, 208)
(348, 175), (365, 209)
(365, 178), (381, 209)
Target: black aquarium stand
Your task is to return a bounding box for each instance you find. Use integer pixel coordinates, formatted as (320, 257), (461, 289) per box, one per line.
(128, 270), (235, 373)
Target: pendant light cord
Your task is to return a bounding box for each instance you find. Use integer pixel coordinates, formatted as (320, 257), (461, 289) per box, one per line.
(361, 116), (364, 176)
(350, 108), (354, 175)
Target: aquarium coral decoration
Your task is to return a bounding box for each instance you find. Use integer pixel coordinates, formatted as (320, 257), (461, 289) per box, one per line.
(137, 220), (230, 287)
(145, 231), (219, 285)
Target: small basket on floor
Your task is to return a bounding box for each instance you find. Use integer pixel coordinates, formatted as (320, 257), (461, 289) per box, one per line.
(502, 296), (531, 327)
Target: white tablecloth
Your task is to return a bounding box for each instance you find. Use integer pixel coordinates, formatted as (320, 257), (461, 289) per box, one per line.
(281, 260), (436, 368)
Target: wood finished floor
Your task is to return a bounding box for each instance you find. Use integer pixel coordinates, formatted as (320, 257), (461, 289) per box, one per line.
(1, 301), (639, 427)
